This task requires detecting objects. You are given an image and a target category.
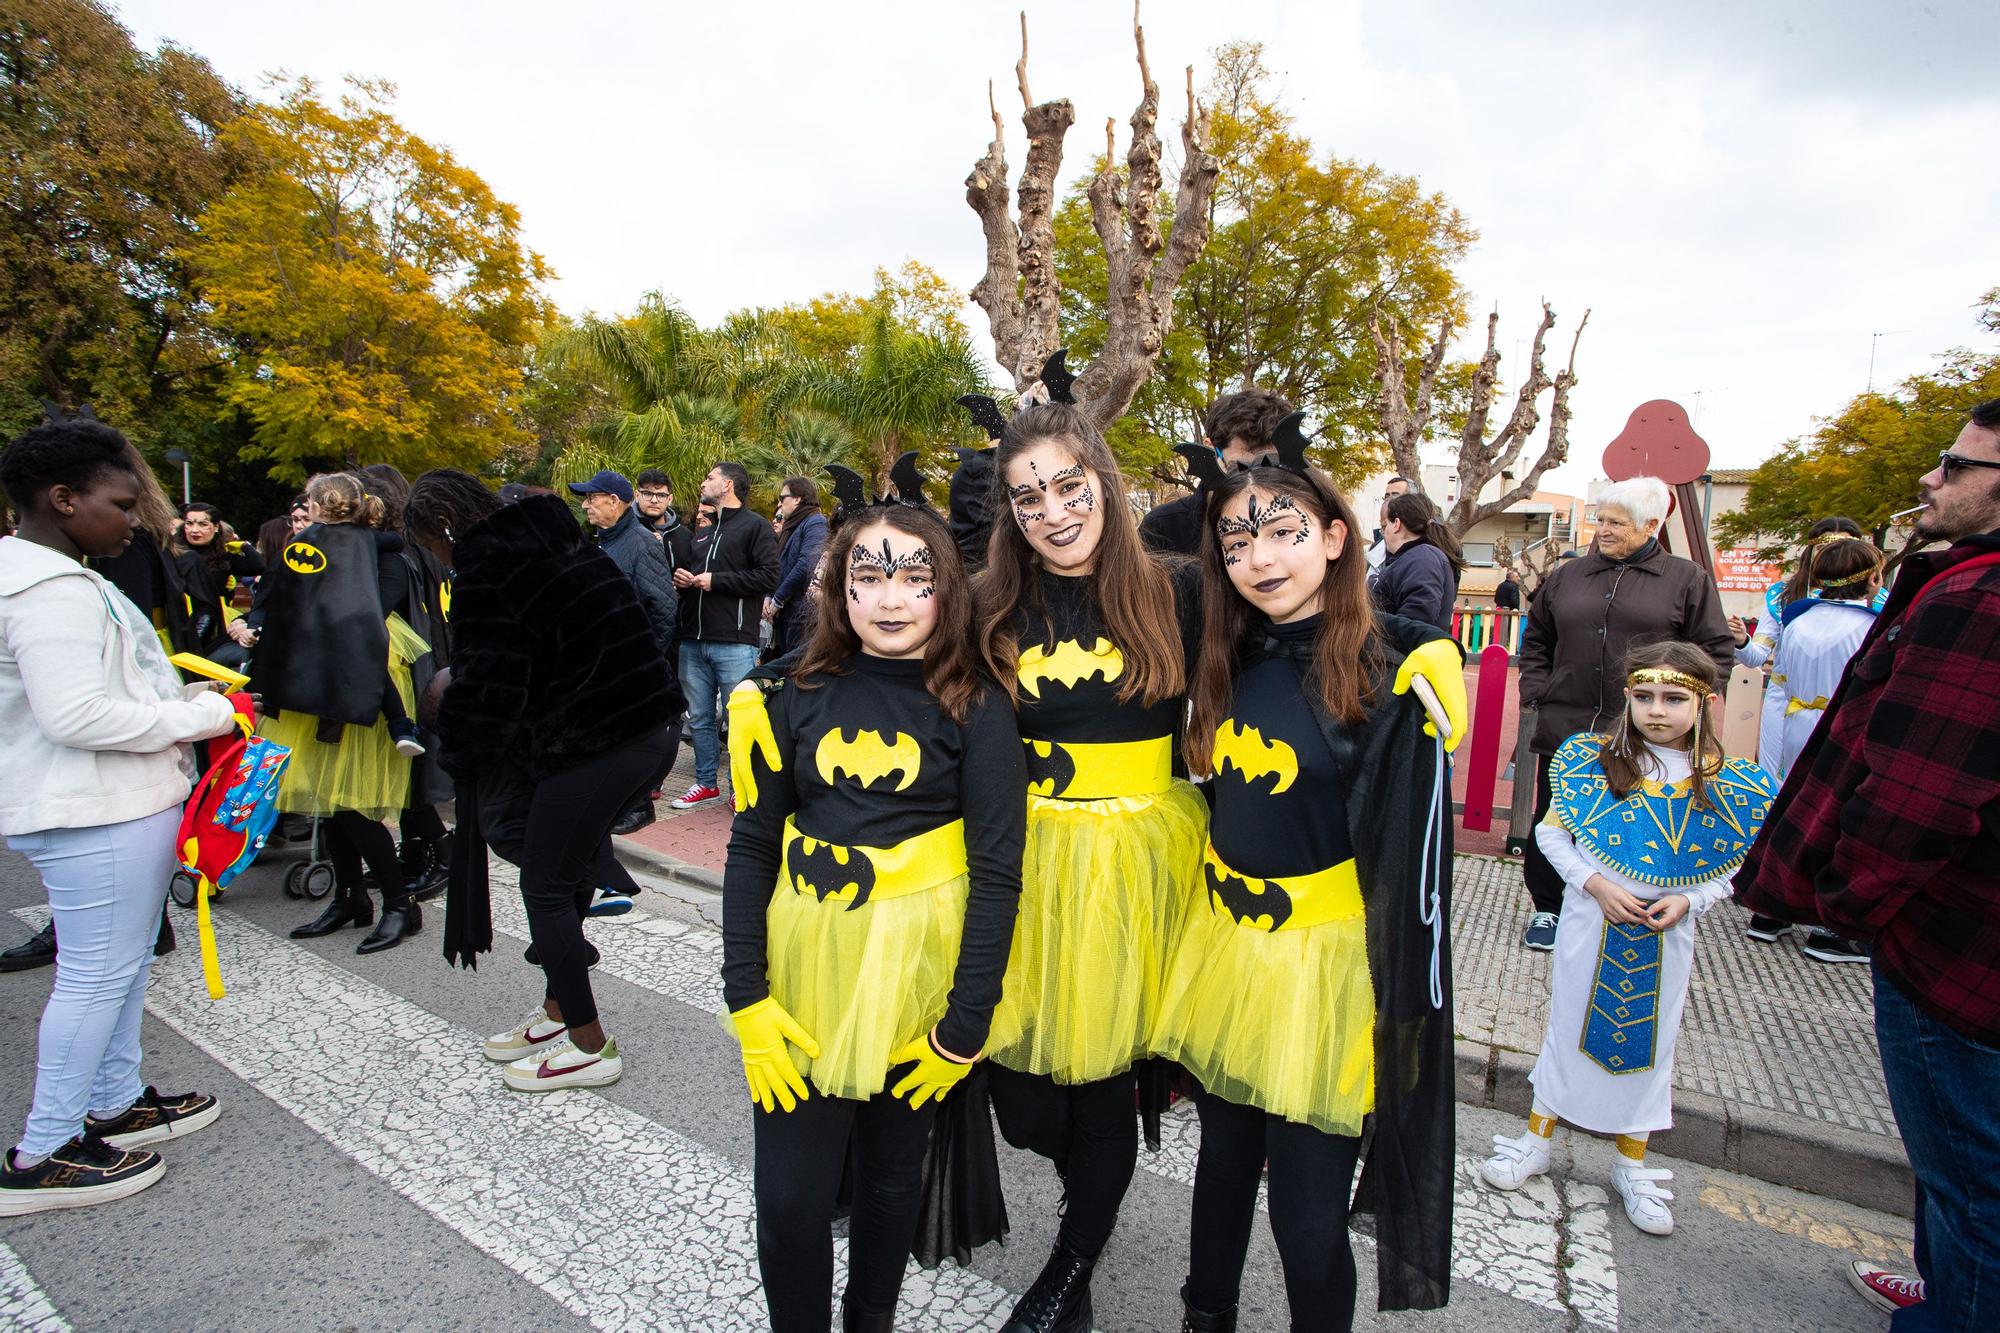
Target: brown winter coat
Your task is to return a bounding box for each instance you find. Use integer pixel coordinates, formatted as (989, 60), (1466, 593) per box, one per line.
(1516, 540), (1735, 753)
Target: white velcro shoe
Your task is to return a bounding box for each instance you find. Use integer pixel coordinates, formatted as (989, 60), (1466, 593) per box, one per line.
(1611, 1161), (1675, 1235)
(1479, 1131), (1553, 1191)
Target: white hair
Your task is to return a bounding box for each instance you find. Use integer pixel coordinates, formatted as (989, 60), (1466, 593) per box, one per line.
(1595, 476), (1670, 530)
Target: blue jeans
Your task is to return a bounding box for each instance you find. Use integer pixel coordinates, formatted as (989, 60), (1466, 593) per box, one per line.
(1874, 960), (2000, 1332)
(679, 640), (760, 788)
(8, 807), (179, 1156)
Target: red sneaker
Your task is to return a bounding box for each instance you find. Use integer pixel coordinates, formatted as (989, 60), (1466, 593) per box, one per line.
(669, 784), (722, 811)
(1848, 1261), (1924, 1313)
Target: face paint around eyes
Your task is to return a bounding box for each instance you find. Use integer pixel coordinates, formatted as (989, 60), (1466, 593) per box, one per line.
(1217, 492), (1310, 541)
(849, 537), (935, 577)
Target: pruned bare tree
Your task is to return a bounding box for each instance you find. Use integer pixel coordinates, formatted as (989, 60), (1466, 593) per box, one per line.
(965, 5), (1219, 430)
(1369, 300), (1590, 533)
(1492, 533), (1567, 598)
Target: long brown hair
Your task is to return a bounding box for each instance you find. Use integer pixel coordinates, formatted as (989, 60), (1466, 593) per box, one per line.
(1187, 466), (1381, 775)
(1780, 516), (1864, 606)
(1385, 491), (1465, 574)
(794, 505), (984, 723)
(1600, 640), (1726, 808)
(973, 402), (1182, 705)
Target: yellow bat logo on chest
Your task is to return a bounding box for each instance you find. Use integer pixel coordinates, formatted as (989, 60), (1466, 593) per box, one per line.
(1213, 720), (1298, 793)
(815, 728), (920, 791)
(283, 541), (327, 575)
(1017, 637), (1123, 698)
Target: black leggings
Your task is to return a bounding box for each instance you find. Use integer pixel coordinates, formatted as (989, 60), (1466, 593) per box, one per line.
(399, 803), (447, 846)
(987, 1063), (1137, 1259)
(478, 726), (675, 1029)
(754, 1090), (936, 1332)
(1520, 752), (1563, 915)
(1186, 1089), (1362, 1331)
(323, 810), (401, 901)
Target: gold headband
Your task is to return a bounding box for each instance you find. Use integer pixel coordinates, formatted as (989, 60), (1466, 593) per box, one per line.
(1628, 667), (1710, 694)
(1804, 532), (1865, 551)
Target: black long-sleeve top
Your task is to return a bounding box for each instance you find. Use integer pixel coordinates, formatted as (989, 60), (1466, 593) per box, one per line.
(1011, 565), (1199, 746)
(721, 653), (1028, 1056)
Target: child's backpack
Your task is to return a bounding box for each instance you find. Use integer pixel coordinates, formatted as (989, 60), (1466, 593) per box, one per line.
(176, 694), (291, 998)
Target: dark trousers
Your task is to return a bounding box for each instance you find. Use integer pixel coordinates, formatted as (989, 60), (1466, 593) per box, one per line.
(754, 1090), (937, 1332)
(399, 803), (448, 846)
(1519, 752), (1563, 915)
(1186, 1089), (1363, 1331)
(623, 728), (684, 819)
(324, 810), (401, 901)
(477, 726), (675, 1029)
(988, 1064), (1137, 1259)
(1874, 961), (2000, 1332)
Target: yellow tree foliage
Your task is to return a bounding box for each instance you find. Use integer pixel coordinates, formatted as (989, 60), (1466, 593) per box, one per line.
(191, 78), (551, 481)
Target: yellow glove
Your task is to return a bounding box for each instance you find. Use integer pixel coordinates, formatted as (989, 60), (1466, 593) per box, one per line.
(1392, 638), (1469, 754)
(727, 680), (782, 812)
(730, 997), (820, 1113)
(888, 1028), (976, 1110)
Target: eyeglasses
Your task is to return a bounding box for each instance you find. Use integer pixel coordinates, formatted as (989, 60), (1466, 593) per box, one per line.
(636, 489), (671, 500)
(1938, 451), (2000, 481)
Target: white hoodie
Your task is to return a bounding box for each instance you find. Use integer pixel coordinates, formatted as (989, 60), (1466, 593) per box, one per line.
(0, 535), (236, 836)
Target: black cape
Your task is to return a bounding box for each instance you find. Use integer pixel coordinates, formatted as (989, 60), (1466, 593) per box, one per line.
(1258, 613), (1457, 1312)
(947, 447), (996, 569)
(256, 522), (391, 726)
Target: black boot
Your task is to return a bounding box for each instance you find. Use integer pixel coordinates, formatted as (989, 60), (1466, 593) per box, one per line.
(840, 1295), (894, 1332)
(290, 888), (375, 939)
(1000, 1240), (1095, 1333)
(401, 836), (451, 903)
(1180, 1285), (1238, 1332)
(357, 895), (422, 955)
(0, 921), (56, 973)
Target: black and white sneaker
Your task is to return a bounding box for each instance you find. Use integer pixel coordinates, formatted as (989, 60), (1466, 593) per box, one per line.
(1522, 911), (1560, 952)
(85, 1087), (221, 1150)
(1744, 914), (1792, 943)
(0, 1136), (165, 1216)
(587, 887), (635, 918)
(387, 717), (427, 758)
(1802, 931), (1870, 964)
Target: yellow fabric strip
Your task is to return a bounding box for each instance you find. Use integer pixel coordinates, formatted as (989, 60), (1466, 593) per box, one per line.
(1528, 1111), (1558, 1138)
(1785, 695), (1829, 715)
(1023, 735), (1173, 800)
(1202, 843), (1364, 933)
(780, 816), (967, 906)
(1616, 1133), (1649, 1161)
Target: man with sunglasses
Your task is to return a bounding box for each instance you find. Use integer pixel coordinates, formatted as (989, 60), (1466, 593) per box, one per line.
(1738, 399), (2000, 1332)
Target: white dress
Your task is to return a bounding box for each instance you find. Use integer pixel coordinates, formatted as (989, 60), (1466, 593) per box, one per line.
(1768, 599), (1874, 780)
(1529, 744), (1734, 1135)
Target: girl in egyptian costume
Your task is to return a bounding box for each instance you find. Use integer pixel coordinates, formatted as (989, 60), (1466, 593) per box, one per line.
(1479, 641), (1775, 1237)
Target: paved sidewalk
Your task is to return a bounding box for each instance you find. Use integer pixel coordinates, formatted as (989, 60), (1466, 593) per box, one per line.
(614, 741), (1911, 1216)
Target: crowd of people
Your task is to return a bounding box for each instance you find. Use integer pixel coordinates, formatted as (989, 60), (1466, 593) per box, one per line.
(0, 388), (1994, 1333)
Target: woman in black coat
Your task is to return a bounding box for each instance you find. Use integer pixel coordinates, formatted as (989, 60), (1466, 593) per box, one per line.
(406, 470), (683, 1093)
(765, 475), (828, 658)
(1370, 492), (1464, 632)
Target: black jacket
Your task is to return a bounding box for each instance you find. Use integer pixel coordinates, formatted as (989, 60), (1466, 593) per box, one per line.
(642, 505), (697, 573)
(1139, 490), (1205, 556)
(590, 505), (678, 654)
(171, 540), (263, 648)
(1370, 541), (1459, 631)
(437, 495), (683, 781)
(687, 503), (780, 646)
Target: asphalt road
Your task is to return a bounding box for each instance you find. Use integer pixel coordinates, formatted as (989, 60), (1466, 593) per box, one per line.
(0, 845), (1912, 1332)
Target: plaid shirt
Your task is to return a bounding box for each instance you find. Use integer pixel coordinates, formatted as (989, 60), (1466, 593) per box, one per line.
(1736, 532), (2000, 1045)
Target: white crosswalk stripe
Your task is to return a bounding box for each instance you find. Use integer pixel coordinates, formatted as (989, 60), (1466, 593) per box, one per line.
(15, 904), (1011, 1333)
(0, 1239), (70, 1333)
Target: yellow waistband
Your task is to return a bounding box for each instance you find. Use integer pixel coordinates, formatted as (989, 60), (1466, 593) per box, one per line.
(780, 816), (967, 909)
(1201, 843), (1363, 933)
(1785, 695), (1829, 715)
(1023, 735), (1173, 800)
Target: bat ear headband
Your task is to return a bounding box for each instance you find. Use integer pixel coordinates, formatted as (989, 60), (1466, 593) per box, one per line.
(825, 464), (870, 516)
(1173, 441), (1227, 493)
(826, 456), (930, 521)
(1037, 348), (1077, 405)
(1265, 411), (1315, 479)
(889, 451), (927, 507)
(956, 393), (1007, 442)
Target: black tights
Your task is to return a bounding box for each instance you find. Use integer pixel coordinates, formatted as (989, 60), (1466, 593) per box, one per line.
(323, 810), (401, 903)
(754, 1091), (936, 1332)
(399, 803), (447, 846)
(1185, 1089), (1362, 1332)
(987, 1064), (1137, 1259)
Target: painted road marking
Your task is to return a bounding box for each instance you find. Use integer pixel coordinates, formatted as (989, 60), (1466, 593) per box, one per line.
(17, 905), (1012, 1333)
(0, 1239), (70, 1333)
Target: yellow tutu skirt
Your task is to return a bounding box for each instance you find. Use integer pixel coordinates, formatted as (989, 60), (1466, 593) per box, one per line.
(261, 615), (426, 822)
(766, 871), (969, 1101)
(985, 780), (1207, 1083)
(1152, 904), (1376, 1135)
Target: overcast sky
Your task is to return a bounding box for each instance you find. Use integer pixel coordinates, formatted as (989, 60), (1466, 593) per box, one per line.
(116, 0), (1999, 493)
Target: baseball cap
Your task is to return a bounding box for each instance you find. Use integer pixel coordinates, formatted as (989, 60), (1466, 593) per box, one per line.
(566, 470), (634, 503)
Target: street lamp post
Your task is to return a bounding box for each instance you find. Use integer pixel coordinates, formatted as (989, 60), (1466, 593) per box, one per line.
(163, 448), (191, 505)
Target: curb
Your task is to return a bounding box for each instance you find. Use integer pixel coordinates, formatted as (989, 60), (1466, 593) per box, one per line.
(1453, 1038), (1913, 1218)
(615, 837), (1915, 1220)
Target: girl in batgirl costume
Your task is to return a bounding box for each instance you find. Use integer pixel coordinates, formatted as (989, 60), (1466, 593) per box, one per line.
(721, 503), (1026, 1333)
(253, 472), (428, 953)
(970, 400), (1209, 1333)
(1479, 642), (1775, 1238)
(1153, 457), (1468, 1332)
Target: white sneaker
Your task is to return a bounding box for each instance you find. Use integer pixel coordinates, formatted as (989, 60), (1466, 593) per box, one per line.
(483, 1007), (568, 1063)
(502, 1035), (622, 1092)
(1611, 1161), (1675, 1235)
(1479, 1131), (1553, 1190)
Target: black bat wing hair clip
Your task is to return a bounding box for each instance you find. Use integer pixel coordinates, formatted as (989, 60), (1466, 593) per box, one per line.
(889, 450), (927, 506)
(1270, 410), (1315, 476)
(1172, 441), (1228, 493)
(825, 464), (870, 515)
(1039, 348), (1077, 405)
(956, 393), (1008, 441)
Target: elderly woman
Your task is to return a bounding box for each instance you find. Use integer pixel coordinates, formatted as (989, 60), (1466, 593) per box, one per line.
(1515, 475), (1734, 950)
